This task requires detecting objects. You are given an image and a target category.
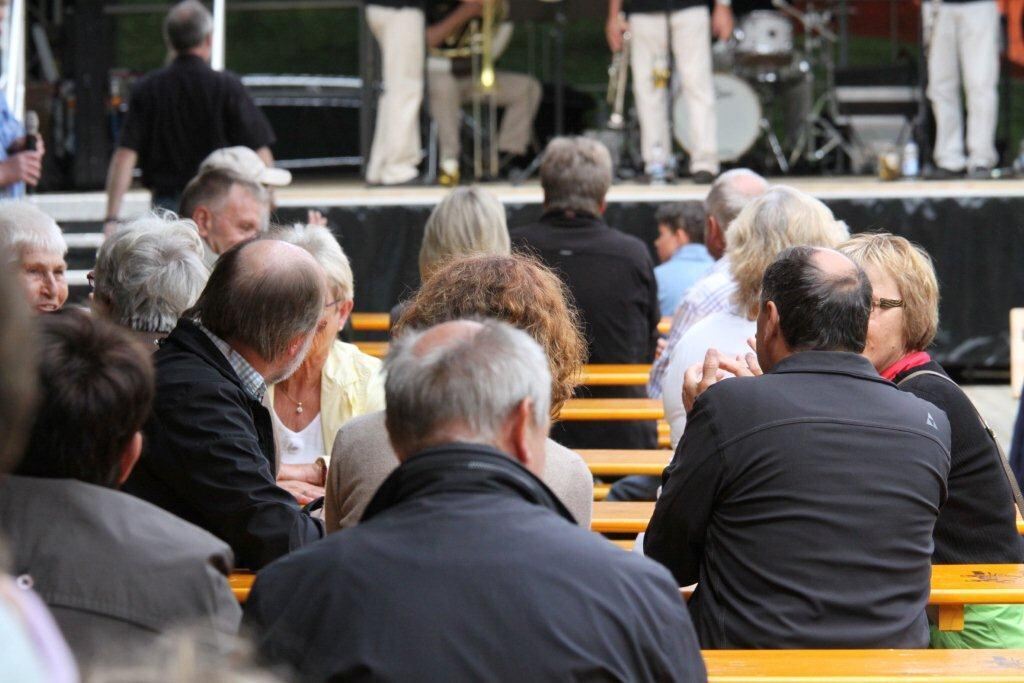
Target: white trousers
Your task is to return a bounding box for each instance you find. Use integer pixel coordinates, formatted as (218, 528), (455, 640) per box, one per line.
(628, 8), (718, 175)
(924, 0), (1000, 171)
(428, 70), (542, 161)
(365, 5), (424, 185)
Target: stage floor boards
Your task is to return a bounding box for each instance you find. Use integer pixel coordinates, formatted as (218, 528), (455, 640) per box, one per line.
(32, 175), (1024, 221)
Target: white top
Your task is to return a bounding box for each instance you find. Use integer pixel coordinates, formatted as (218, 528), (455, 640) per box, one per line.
(272, 412), (326, 466)
(662, 310), (757, 449)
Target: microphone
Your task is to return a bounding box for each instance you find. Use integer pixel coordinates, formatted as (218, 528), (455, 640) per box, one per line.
(24, 111), (38, 152)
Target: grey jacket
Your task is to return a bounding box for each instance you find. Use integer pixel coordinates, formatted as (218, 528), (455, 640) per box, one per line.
(0, 476), (242, 669)
(324, 411), (594, 530)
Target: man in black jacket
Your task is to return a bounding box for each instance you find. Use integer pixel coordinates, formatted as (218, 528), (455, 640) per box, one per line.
(124, 238), (327, 570)
(511, 137), (660, 451)
(245, 320), (706, 682)
(646, 246), (952, 649)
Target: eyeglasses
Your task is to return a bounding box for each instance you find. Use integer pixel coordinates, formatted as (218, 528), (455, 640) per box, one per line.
(324, 299), (342, 311)
(873, 297), (904, 310)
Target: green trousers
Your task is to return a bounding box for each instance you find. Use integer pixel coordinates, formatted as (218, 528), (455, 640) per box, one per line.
(931, 605), (1024, 649)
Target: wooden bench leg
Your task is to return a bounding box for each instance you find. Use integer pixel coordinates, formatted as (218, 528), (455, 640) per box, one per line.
(937, 604), (965, 631)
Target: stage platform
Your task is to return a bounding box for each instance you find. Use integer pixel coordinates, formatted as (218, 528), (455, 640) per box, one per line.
(39, 175), (1024, 374)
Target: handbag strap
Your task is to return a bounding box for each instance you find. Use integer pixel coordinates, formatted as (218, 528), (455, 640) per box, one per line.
(898, 369), (1024, 518)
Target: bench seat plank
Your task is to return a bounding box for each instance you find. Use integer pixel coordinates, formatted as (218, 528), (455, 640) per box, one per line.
(559, 399), (664, 421)
(703, 648), (1024, 681)
(579, 449), (672, 476)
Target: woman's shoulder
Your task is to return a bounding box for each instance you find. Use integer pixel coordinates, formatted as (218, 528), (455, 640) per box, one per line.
(326, 340), (384, 380)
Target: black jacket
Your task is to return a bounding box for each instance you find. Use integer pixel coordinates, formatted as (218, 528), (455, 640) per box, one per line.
(894, 360), (1024, 564)
(645, 351), (952, 649)
(511, 211), (659, 450)
(245, 443), (706, 682)
(123, 319), (323, 570)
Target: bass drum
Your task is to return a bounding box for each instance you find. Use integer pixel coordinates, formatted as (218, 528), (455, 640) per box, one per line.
(673, 73), (761, 163)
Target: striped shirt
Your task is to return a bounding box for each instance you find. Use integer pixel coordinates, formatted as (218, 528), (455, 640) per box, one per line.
(648, 256), (737, 397)
(196, 321), (268, 402)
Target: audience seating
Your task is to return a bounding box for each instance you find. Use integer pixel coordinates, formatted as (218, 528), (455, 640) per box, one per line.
(702, 648), (1024, 681)
(580, 365), (651, 386)
(351, 313), (672, 336)
(559, 398), (663, 421)
(579, 449), (671, 476)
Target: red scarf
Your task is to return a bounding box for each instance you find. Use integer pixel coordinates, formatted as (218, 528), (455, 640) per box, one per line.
(880, 351), (931, 381)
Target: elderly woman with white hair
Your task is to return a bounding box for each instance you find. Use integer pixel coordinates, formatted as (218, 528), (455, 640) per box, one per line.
(0, 201), (68, 314)
(269, 224), (385, 503)
(661, 186), (849, 449)
(92, 212), (209, 348)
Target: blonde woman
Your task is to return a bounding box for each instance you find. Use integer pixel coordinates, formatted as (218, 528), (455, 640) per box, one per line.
(268, 225), (385, 503)
(840, 232), (1024, 649)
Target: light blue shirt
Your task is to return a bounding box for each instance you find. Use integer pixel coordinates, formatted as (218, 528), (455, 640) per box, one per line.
(654, 243), (714, 318)
(0, 100), (26, 199)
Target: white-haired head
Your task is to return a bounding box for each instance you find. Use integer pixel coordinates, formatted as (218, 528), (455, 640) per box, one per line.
(0, 201), (66, 263)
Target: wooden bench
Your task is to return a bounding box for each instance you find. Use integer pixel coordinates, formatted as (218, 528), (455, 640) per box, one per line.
(579, 365), (652, 386)
(591, 501), (654, 534)
(559, 398), (664, 421)
(355, 341), (389, 358)
(658, 316), (671, 335)
(230, 572), (255, 602)
(351, 312), (391, 332)
(579, 449), (671, 477)
(702, 648), (1024, 681)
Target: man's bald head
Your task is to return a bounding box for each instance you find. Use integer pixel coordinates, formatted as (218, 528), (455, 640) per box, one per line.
(189, 238), (326, 363)
(704, 169), (769, 259)
(384, 319), (552, 466)
(760, 245), (872, 356)
(164, 0), (213, 54)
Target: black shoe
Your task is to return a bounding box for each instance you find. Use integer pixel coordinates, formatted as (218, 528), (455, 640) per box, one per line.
(692, 170), (715, 185)
(499, 152), (532, 178)
(924, 166), (964, 180)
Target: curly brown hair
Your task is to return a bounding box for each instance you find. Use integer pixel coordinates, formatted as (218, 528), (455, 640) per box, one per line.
(393, 253), (586, 416)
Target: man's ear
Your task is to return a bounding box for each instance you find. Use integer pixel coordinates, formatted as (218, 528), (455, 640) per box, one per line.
(598, 198), (608, 216)
(506, 399), (535, 469)
(192, 206), (212, 239)
(763, 300), (781, 344)
(116, 432), (143, 487)
(286, 332), (309, 358)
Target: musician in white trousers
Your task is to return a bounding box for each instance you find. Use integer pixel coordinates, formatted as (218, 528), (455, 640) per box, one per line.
(606, 0), (734, 183)
(365, 0), (425, 185)
(923, 0), (1000, 177)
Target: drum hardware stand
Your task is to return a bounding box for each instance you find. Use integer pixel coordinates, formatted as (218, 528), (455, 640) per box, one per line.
(759, 117), (790, 173)
(772, 0), (856, 170)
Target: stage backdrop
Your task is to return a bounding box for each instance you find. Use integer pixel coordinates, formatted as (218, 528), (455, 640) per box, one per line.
(276, 194), (1024, 375)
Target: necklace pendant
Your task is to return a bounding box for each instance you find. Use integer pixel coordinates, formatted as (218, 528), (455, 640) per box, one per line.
(296, 404), (304, 414)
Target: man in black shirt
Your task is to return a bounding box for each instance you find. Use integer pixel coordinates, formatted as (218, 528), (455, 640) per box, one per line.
(511, 137), (660, 451)
(104, 0), (275, 226)
(646, 246), (952, 649)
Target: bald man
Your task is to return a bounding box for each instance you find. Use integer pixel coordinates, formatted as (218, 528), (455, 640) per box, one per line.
(124, 238), (328, 570)
(646, 246), (952, 650)
(245, 319), (706, 682)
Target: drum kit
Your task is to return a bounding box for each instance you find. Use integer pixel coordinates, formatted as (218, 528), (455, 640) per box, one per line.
(606, 0), (852, 175)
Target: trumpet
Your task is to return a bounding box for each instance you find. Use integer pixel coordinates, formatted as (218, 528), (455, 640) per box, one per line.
(606, 27), (631, 131)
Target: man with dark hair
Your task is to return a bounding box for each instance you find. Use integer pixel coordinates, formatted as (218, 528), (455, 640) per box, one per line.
(178, 169), (269, 267)
(1, 310), (241, 669)
(652, 203), (712, 316)
(123, 238), (327, 569)
(645, 246), (952, 650)
(103, 0), (275, 223)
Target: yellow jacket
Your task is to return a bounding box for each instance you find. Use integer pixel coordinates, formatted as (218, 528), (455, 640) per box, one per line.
(268, 340), (385, 463)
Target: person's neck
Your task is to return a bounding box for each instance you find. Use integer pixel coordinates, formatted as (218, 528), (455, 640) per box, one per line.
(276, 355), (322, 393)
(226, 338), (272, 380)
(178, 46), (210, 62)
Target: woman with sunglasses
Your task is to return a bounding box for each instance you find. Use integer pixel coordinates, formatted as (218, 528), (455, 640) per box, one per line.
(840, 232), (1024, 649)
(266, 224), (385, 505)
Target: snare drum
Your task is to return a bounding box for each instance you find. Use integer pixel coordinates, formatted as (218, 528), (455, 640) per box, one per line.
(735, 11), (793, 68)
(673, 73), (762, 162)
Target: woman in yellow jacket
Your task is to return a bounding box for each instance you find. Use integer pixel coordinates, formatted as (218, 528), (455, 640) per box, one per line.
(267, 224), (385, 504)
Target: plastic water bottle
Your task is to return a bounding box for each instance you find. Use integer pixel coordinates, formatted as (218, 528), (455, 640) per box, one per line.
(649, 143), (667, 185)
(901, 140), (920, 179)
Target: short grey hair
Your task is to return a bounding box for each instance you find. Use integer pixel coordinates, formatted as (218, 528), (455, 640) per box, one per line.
(178, 169), (269, 228)
(94, 212), (209, 333)
(705, 168), (769, 231)
(419, 186), (510, 278)
(164, 0), (213, 53)
(540, 137), (613, 217)
(0, 201), (67, 263)
(272, 224), (354, 303)
(384, 319), (552, 456)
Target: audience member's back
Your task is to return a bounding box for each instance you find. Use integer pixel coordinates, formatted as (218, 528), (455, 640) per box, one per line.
(246, 321), (705, 682)
(1, 310), (241, 670)
(510, 137), (658, 450)
(646, 247), (951, 650)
